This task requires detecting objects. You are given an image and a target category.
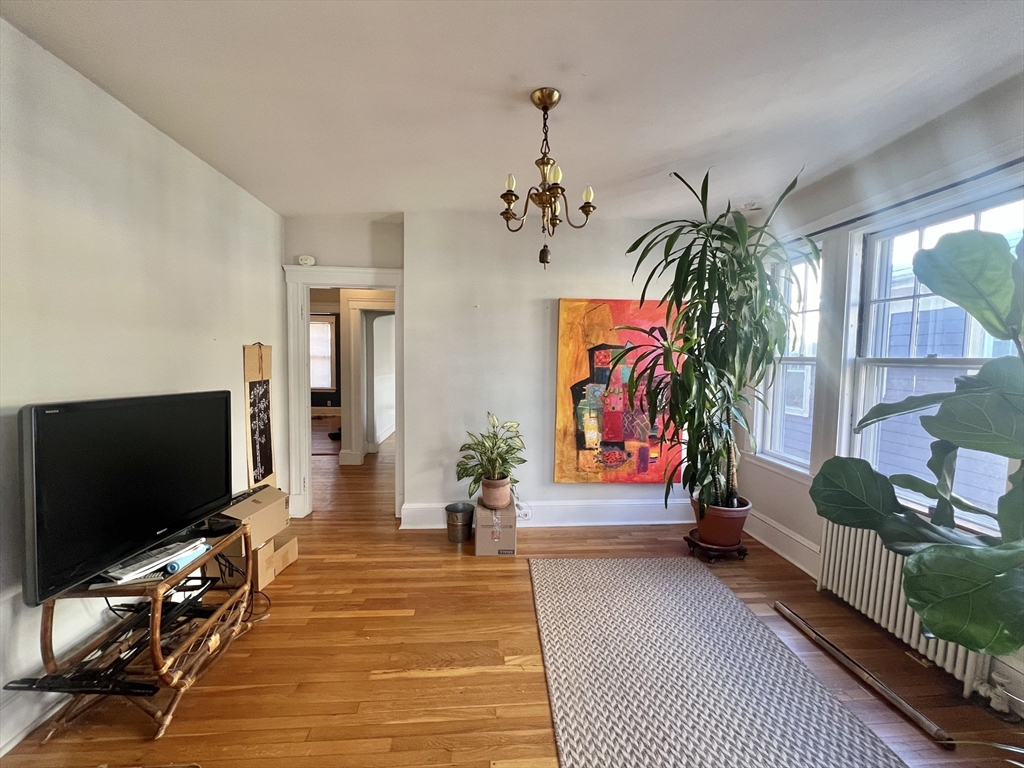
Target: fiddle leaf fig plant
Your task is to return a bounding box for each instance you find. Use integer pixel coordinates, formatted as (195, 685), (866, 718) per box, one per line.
(455, 413), (526, 499)
(810, 230), (1024, 656)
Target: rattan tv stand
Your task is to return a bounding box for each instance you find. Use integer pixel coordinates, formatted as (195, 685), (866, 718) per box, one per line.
(28, 525), (255, 740)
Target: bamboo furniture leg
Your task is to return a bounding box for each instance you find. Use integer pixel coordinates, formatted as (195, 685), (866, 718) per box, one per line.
(40, 693), (104, 744)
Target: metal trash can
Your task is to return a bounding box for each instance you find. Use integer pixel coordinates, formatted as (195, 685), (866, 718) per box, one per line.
(445, 502), (474, 543)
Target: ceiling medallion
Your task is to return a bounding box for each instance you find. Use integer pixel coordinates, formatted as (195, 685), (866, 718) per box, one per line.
(500, 88), (595, 268)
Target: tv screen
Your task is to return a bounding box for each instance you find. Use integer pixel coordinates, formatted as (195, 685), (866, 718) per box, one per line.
(20, 391), (232, 606)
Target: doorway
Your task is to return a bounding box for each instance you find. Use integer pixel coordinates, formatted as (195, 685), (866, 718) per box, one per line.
(284, 266), (404, 520)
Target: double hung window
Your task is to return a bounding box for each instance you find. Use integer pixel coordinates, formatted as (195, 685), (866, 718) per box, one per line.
(853, 193), (1023, 530)
(758, 253), (821, 467)
(310, 315), (336, 391)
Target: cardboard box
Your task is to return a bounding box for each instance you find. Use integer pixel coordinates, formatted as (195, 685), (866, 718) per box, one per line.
(216, 486), (290, 549)
(273, 533), (298, 575)
(212, 539), (276, 591)
(474, 498), (516, 556)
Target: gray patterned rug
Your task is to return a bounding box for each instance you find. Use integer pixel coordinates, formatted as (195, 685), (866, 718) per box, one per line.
(529, 557), (907, 768)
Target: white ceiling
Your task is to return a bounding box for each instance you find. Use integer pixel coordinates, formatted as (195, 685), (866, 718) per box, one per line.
(1, 0), (1022, 218)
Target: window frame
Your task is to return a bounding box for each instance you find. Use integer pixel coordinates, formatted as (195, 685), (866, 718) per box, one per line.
(849, 188), (1023, 534)
(754, 249), (821, 471)
(309, 314), (337, 392)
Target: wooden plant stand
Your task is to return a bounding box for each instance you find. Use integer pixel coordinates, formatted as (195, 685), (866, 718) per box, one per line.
(684, 528), (748, 564)
(37, 525), (255, 740)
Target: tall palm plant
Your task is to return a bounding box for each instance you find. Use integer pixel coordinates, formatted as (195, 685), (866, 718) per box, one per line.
(619, 172), (818, 512)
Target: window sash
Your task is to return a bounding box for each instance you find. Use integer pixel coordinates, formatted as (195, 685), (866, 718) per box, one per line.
(310, 315), (336, 392)
(758, 358), (816, 468)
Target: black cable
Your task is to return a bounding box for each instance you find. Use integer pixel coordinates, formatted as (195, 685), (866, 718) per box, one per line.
(103, 597), (132, 619)
(212, 552), (272, 620)
(246, 590), (272, 621)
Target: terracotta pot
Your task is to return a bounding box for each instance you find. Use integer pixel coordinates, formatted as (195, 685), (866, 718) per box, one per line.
(481, 477), (511, 510)
(692, 496), (751, 547)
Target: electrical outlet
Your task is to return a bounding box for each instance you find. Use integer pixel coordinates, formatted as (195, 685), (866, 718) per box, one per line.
(515, 501), (533, 521)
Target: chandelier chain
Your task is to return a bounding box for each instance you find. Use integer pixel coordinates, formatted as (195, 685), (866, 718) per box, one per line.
(540, 107), (550, 157)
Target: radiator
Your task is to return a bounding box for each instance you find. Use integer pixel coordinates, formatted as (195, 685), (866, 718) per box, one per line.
(817, 520), (998, 705)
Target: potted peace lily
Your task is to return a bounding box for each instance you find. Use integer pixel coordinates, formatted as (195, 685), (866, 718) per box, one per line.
(619, 172), (818, 546)
(456, 413), (526, 510)
(810, 230), (1023, 659)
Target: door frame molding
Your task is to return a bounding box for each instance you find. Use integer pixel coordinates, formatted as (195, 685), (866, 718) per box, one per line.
(342, 298), (395, 465)
(283, 265), (404, 518)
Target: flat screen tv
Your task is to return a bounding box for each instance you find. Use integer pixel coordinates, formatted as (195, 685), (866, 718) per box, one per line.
(20, 391), (232, 606)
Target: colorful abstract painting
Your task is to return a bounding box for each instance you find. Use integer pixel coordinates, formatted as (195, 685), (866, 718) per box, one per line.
(555, 299), (681, 484)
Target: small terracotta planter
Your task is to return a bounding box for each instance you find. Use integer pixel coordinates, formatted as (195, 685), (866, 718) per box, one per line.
(481, 477), (512, 510)
(692, 496), (752, 547)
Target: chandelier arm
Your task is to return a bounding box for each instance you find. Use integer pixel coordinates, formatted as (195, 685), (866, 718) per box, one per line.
(563, 204), (592, 230)
(504, 188), (539, 231)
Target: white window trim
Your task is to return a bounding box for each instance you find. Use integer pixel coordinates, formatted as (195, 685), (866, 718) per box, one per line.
(310, 314), (336, 392)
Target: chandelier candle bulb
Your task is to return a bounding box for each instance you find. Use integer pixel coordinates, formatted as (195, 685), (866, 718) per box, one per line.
(506, 173), (516, 192)
(551, 164), (563, 184)
(583, 186), (594, 203)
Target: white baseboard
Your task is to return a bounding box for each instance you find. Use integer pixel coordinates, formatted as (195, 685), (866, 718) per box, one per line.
(311, 407), (341, 417)
(288, 492), (310, 518)
(0, 691), (65, 757)
(400, 498), (692, 530)
(375, 422), (395, 444)
(743, 509), (821, 578)
(337, 450), (364, 466)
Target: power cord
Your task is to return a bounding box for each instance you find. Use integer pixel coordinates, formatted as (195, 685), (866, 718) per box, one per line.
(104, 597), (133, 619)
(214, 552), (272, 620)
(515, 500), (534, 521)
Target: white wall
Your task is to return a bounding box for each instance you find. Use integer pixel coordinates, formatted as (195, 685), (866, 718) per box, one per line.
(0, 20), (288, 753)
(373, 314), (396, 444)
(284, 213), (403, 268)
(401, 213), (688, 528)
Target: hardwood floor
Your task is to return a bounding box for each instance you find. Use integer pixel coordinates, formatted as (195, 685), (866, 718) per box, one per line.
(311, 415), (341, 456)
(3, 435), (1021, 767)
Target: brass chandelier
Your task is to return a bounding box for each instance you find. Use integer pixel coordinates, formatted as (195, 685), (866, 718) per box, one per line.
(500, 88), (595, 267)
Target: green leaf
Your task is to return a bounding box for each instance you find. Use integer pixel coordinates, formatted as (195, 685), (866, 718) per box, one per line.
(998, 465), (1024, 542)
(855, 357), (1021, 434)
(973, 355), (1024, 395)
(855, 391), (962, 433)
(888, 473), (995, 519)
(920, 392), (1024, 459)
(913, 231), (1018, 340)
(877, 509), (997, 556)
(903, 540), (1024, 656)
(810, 457), (903, 529)
(487, 412), (499, 428)
(732, 210), (749, 249)
(925, 440), (958, 528)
